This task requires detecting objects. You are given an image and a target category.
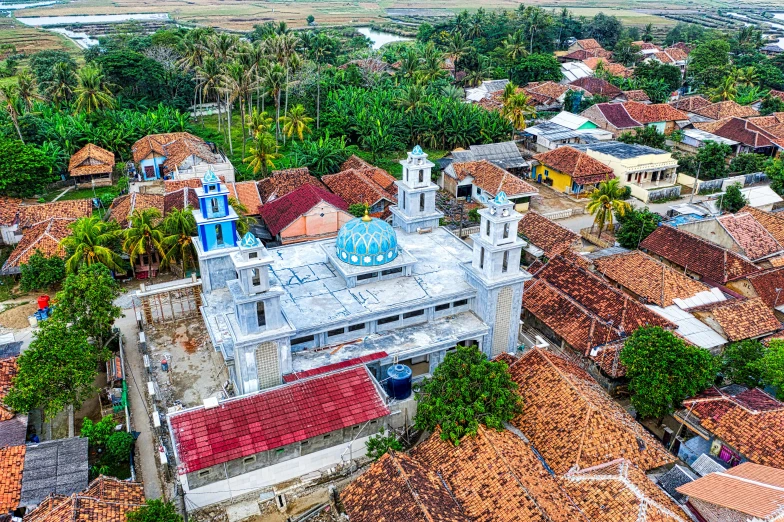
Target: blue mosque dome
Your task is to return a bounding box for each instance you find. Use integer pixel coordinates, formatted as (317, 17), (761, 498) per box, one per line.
(335, 213), (398, 267)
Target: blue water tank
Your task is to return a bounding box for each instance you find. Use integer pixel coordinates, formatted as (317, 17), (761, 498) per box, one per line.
(386, 364), (412, 400)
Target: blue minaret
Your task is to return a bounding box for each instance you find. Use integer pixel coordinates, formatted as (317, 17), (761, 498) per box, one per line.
(194, 170), (239, 252)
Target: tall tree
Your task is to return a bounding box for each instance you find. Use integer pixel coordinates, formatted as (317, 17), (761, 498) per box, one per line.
(244, 131), (281, 177)
(720, 183), (747, 213)
(587, 178), (631, 239)
(161, 207), (197, 274)
(615, 207), (661, 249)
(122, 208), (164, 276)
(722, 339), (766, 389)
(759, 340), (784, 399)
(60, 216), (124, 274)
(44, 61), (77, 107)
(0, 85), (24, 143)
(279, 104), (314, 141)
(73, 65), (115, 114)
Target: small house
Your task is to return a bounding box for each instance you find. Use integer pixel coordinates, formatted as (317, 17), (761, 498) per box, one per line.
(441, 160), (538, 211)
(67, 144), (115, 187)
(567, 38), (604, 53)
(259, 185), (352, 244)
(257, 167), (327, 204)
(131, 132), (233, 182)
(532, 146), (614, 194)
(693, 117), (780, 156)
(0, 197), (21, 246)
(322, 167), (397, 219)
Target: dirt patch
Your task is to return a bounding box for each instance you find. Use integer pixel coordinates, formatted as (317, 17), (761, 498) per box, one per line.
(0, 302), (37, 329)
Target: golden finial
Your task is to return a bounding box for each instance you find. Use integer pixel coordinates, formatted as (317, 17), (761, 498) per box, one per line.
(362, 203), (372, 222)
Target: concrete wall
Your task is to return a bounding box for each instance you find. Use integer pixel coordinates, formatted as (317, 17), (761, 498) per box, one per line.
(678, 220), (742, 254)
(534, 164), (572, 193)
(0, 224), (19, 246)
(280, 203), (352, 243)
(139, 156), (165, 180)
(200, 252), (239, 293)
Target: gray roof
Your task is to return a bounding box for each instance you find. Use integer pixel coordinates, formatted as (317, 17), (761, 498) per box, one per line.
(690, 452), (728, 477)
(582, 246), (630, 260)
(574, 141), (666, 158)
(657, 464), (697, 502)
(481, 79), (509, 93)
(0, 414), (28, 448)
(0, 341), (21, 359)
(448, 142), (529, 171)
(20, 437), (89, 508)
(524, 122), (581, 141)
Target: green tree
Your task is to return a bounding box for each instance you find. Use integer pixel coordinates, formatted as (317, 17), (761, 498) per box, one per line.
(759, 94), (784, 116)
(613, 38), (642, 67)
(161, 207), (197, 274)
(365, 427), (403, 460)
(228, 197), (256, 237)
(73, 65), (115, 114)
(81, 415), (116, 446)
(106, 431), (134, 461)
(509, 53), (562, 85)
(306, 14), (315, 25)
(290, 131), (354, 177)
(348, 203), (366, 218)
(414, 345), (522, 445)
(722, 340), (765, 389)
(759, 340), (784, 399)
(0, 139), (55, 198)
(696, 141), (732, 181)
(500, 91), (536, 138)
(279, 104), (314, 141)
(615, 207), (662, 249)
(61, 216), (124, 274)
(689, 39), (732, 76)
(53, 263), (122, 348)
(767, 158), (784, 196)
(585, 13), (624, 48)
(20, 250), (66, 292)
(123, 208), (164, 276)
(633, 61), (683, 93)
(29, 50), (77, 87)
(586, 178), (631, 239)
(244, 132), (281, 177)
(730, 153), (768, 175)
(720, 183), (747, 213)
(126, 499), (183, 522)
(5, 318), (104, 436)
(617, 126), (667, 150)
(620, 326), (717, 419)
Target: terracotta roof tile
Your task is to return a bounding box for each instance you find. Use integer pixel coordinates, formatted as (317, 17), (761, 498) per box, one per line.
(739, 206), (784, 245)
(562, 459), (688, 522)
(169, 367), (389, 473)
(525, 81), (570, 101)
(593, 103), (641, 129)
(652, 48), (688, 64)
(161, 137), (221, 174)
(163, 187), (199, 214)
(623, 101), (689, 124)
(0, 198), (21, 227)
(225, 181), (262, 216)
(717, 212), (782, 261)
(583, 59), (630, 77)
(533, 146), (614, 185)
(0, 445), (24, 513)
(692, 298), (780, 341)
(259, 184), (348, 237)
(410, 426), (588, 522)
(341, 155), (373, 171)
(640, 225), (760, 284)
(745, 268), (784, 309)
(622, 89), (650, 102)
(68, 144), (115, 177)
(24, 476), (145, 522)
(693, 101), (759, 120)
(18, 201), (92, 230)
(2, 219), (75, 273)
(341, 451), (470, 522)
(682, 387), (784, 469)
(589, 342), (627, 378)
(450, 160), (537, 197)
(107, 193), (164, 228)
(670, 96), (712, 112)
(322, 169), (397, 208)
(693, 117), (777, 148)
(563, 48), (612, 61)
(163, 178), (205, 192)
(594, 250), (713, 307)
(570, 77), (622, 98)
(258, 168), (327, 203)
(634, 41), (662, 51)
(506, 348), (676, 474)
(0, 357), (18, 422)
(517, 212), (580, 259)
(131, 132), (203, 163)
(575, 39), (603, 50)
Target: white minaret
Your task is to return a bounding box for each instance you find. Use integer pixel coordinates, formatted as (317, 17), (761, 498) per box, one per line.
(470, 192), (525, 281)
(390, 145), (443, 233)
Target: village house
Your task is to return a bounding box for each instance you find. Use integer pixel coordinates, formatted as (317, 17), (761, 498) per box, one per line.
(531, 146), (614, 195)
(674, 128), (740, 155)
(617, 89), (651, 103)
(23, 475), (145, 521)
(441, 159), (538, 211)
(573, 141), (680, 202)
(522, 122), (584, 153)
(464, 79), (509, 103)
(560, 46), (613, 62)
(444, 141), (530, 175)
(567, 38), (605, 53)
(693, 117), (781, 156)
(0, 198), (21, 246)
(676, 462), (784, 522)
(583, 101), (689, 136)
(550, 110), (600, 131)
(257, 167), (327, 204)
(582, 57), (631, 78)
(675, 385), (784, 471)
(67, 143), (115, 188)
(670, 95), (713, 120)
(322, 168), (397, 219)
(517, 212), (580, 263)
(645, 46), (690, 75)
(258, 184), (352, 245)
(569, 77), (623, 100)
(131, 132), (233, 182)
(560, 61), (594, 83)
(691, 100), (759, 121)
(689, 298), (780, 342)
(633, 41), (662, 55)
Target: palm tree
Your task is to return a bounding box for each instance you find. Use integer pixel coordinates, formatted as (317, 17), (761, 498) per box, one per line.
(0, 85), (24, 143)
(161, 207), (197, 275)
(16, 69), (41, 113)
(735, 66), (758, 88)
(441, 84), (464, 100)
(309, 32), (334, 129)
(500, 91), (536, 139)
(467, 10), (485, 39)
(122, 208), (164, 277)
(521, 6), (552, 53)
(60, 216), (125, 274)
(73, 65), (114, 114)
(642, 23), (654, 42)
(45, 61), (77, 107)
(708, 74), (738, 102)
(260, 62), (286, 141)
(228, 197), (256, 236)
(586, 178), (631, 239)
(445, 32), (469, 78)
(244, 131), (281, 177)
(247, 107), (274, 138)
(279, 104), (314, 141)
(197, 57), (226, 131)
(502, 30), (528, 63)
(396, 84), (430, 113)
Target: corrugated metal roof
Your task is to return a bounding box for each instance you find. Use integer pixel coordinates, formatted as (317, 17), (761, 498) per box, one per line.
(560, 62), (593, 83)
(646, 304), (727, 349)
(682, 128), (739, 146)
(691, 453), (728, 477)
(550, 111), (593, 130)
(525, 122), (581, 141)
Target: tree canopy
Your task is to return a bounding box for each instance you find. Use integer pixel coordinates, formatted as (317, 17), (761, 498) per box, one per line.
(20, 250), (66, 292)
(615, 207), (662, 249)
(127, 500), (183, 522)
(0, 139), (56, 197)
(720, 183), (747, 213)
(721, 340), (766, 389)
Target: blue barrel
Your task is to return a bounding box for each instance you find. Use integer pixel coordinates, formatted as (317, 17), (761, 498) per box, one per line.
(386, 364), (412, 400)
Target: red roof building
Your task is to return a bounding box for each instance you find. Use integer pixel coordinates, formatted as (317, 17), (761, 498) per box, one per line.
(259, 184), (351, 244)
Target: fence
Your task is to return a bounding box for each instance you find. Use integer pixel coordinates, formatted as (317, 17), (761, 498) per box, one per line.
(541, 208), (583, 220)
(458, 225), (480, 238)
(677, 172), (768, 195)
(647, 185), (682, 202)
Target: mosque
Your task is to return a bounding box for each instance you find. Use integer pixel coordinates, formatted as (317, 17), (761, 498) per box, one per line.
(193, 146), (532, 396)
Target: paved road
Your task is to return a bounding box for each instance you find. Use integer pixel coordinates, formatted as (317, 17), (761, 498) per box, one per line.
(118, 310), (164, 500)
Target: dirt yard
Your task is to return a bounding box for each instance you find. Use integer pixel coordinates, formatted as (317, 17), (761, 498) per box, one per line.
(0, 302), (37, 330)
(529, 182), (587, 216)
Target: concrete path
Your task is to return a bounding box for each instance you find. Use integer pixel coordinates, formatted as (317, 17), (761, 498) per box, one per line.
(49, 186), (73, 202)
(117, 310), (164, 499)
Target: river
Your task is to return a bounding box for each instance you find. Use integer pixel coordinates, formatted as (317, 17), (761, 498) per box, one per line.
(0, 1), (56, 10)
(356, 27), (411, 50)
(16, 12), (168, 26)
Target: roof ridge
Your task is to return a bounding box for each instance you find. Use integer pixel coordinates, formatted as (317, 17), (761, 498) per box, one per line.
(573, 406), (594, 472)
(390, 453), (436, 522)
(715, 471), (784, 492)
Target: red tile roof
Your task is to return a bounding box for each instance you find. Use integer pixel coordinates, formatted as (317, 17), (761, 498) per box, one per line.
(258, 168), (327, 203)
(622, 101), (689, 124)
(682, 387), (784, 469)
(574, 38), (603, 50)
(563, 48), (612, 61)
(693, 117), (777, 148)
(282, 352), (387, 383)
(259, 184), (348, 237)
(570, 77), (622, 98)
(693, 101), (759, 120)
(691, 298), (780, 341)
(131, 132), (204, 163)
(226, 181), (263, 216)
(321, 169), (397, 208)
(745, 267), (784, 309)
(652, 48), (689, 65)
(0, 357), (18, 422)
(670, 96), (712, 113)
(2, 218), (74, 274)
(507, 348), (676, 474)
(169, 366), (389, 473)
(0, 445), (24, 513)
(0, 198), (21, 227)
(18, 201), (92, 230)
(592, 103), (641, 129)
(533, 146), (614, 185)
(640, 225), (760, 284)
(450, 160), (537, 197)
(622, 89), (650, 102)
(107, 193), (165, 228)
(163, 187), (199, 214)
(517, 212), (580, 259)
(717, 212), (782, 261)
(163, 178), (204, 192)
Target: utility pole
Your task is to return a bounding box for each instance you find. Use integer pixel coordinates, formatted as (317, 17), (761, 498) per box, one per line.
(689, 162), (701, 204)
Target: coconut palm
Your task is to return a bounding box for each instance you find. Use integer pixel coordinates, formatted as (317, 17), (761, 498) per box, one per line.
(161, 207), (197, 274)
(244, 131), (281, 177)
(279, 104), (314, 141)
(396, 84), (430, 113)
(60, 216), (125, 274)
(520, 6), (552, 53)
(502, 30), (528, 63)
(45, 61), (77, 107)
(228, 197), (256, 237)
(16, 69), (41, 113)
(122, 208), (164, 277)
(500, 91), (535, 138)
(73, 65), (114, 114)
(642, 23), (654, 42)
(309, 32), (334, 129)
(587, 178), (631, 239)
(247, 107), (274, 138)
(708, 74), (738, 102)
(260, 62), (286, 141)
(197, 57), (227, 131)
(735, 66), (758, 88)
(445, 32), (469, 77)
(0, 85), (24, 143)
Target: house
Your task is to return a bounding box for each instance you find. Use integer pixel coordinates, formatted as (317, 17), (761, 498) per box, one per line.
(675, 385), (784, 470)
(633, 41), (662, 55)
(258, 184), (351, 244)
(582, 58), (631, 78)
(131, 132), (233, 182)
(0, 445), (24, 515)
(23, 475), (145, 521)
(517, 212), (580, 262)
(691, 100), (759, 121)
(549, 111), (599, 131)
(18, 437), (89, 510)
(693, 117), (780, 156)
(761, 44), (784, 55)
(257, 167), (326, 204)
(737, 206), (784, 244)
(560, 61), (594, 83)
(574, 141), (680, 203)
(322, 167), (397, 219)
(168, 366), (391, 509)
(532, 146), (614, 194)
(107, 193), (165, 229)
(441, 160), (538, 211)
(618, 89), (650, 103)
(465, 79), (509, 102)
(522, 122), (584, 153)
(570, 77), (622, 99)
(506, 347), (676, 473)
(67, 143), (115, 187)
(690, 298), (780, 342)
(0, 198), (21, 246)
(0, 219), (75, 275)
(445, 141), (530, 174)
(523, 81), (585, 111)
(582, 102), (688, 136)
(640, 225), (760, 284)
(670, 95), (713, 116)
(568, 38), (604, 53)
(560, 47), (613, 62)
(733, 186), (783, 212)
(17, 200), (92, 230)
(727, 267), (784, 320)
(646, 47), (689, 75)
(677, 462), (784, 522)
(675, 128), (739, 155)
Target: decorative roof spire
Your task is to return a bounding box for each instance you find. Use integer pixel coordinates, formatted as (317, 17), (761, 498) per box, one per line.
(361, 205), (372, 222)
(240, 232), (258, 248)
(412, 145), (424, 156)
(203, 169), (219, 183)
(494, 191), (509, 205)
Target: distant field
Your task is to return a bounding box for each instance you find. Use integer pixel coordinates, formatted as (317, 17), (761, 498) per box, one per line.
(0, 17), (80, 54)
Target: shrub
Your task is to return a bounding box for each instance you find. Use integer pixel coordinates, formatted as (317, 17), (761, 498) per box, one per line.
(19, 250), (66, 292)
(80, 416), (116, 447)
(106, 431), (134, 461)
(365, 427), (403, 460)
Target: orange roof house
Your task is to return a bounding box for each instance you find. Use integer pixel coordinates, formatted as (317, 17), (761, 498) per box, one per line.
(322, 168), (397, 219)
(532, 146), (614, 194)
(23, 476), (145, 522)
(1, 219), (74, 275)
(67, 144), (115, 187)
(442, 160), (537, 212)
(0, 445), (25, 514)
(106, 193), (165, 228)
(517, 211), (580, 260)
(257, 167), (327, 203)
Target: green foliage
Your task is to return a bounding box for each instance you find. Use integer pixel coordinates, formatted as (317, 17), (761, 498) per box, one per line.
(760, 94), (784, 116)
(664, 23), (704, 46)
(767, 158), (784, 196)
(633, 62), (684, 94)
(613, 38), (642, 67)
(730, 153), (768, 175)
(697, 141), (732, 181)
(615, 207), (662, 249)
(53, 263), (122, 347)
(468, 208), (480, 222)
(126, 499), (183, 522)
(587, 178), (631, 239)
(759, 341), (784, 399)
(617, 126), (667, 150)
(721, 340), (765, 389)
(290, 131), (356, 177)
(720, 183), (747, 213)
(584, 13), (624, 48)
(0, 139), (56, 198)
(106, 430), (134, 461)
(29, 50), (77, 87)
(5, 318), (104, 421)
(365, 427), (403, 460)
(620, 326), (717, 419)
(81, 415), (116, 447)
(20, 250), (66, 292)
(348, 203), (366, 218)
(688, 39), (732, 90)
(510, 53), (562, 85)
(414, 345), (522, 444)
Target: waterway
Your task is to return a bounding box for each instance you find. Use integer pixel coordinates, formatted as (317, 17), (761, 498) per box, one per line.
(356, 26), (411, 50)
(16, 12), (168, 26)
(0, 1), (56, 10)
